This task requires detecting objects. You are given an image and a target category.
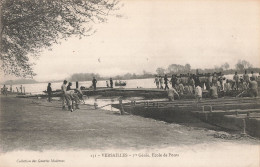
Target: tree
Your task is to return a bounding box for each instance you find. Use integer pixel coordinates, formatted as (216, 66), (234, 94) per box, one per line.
(123, 73), (132, 79)
(214, 65), (223, 72)
(156, 67), (165, 75)
(241, 60), (252, 69)
(184, 63), (191, 72)
(0, 0), (119, 77)
(167, 64), (178, 73)
(235, 60), (252, 71)
(167, 64), (186, 74)
(221, 62), (230, 70)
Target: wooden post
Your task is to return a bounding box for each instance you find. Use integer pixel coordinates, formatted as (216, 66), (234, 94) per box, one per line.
(94, 102), (98, 109)
(119, 99), (124, 115)
(241, 119), (246, 135)
(247, 111), (250, 117)
(76, 81), (79, 89)
(130, 100), (133, 114)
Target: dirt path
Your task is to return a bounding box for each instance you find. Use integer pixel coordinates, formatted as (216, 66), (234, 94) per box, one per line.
(0, 95), (258, 153)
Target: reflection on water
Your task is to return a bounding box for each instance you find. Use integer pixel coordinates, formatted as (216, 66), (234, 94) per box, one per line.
(82, 96), (168, 111)
(39, 94), (168, 112)
(83, 96), (121, 111)
(72, 95), (168, 111)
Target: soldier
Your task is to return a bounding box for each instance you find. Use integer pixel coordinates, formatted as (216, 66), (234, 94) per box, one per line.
(47, 83), (52, 102)
(249, 77), (258, 97)
(154, 75), (159, 89)
(233, 72), (239, 90)
(159, 76), (163, 89)
(195, 85), (202, 102)
(92, 77), (97, 90)
(167, 87), (179, 101)
(2, 85), (7, 96)
(164, 74), (169, 90)
(110, 78), (113, 88)
(61, 80), (73, 112)
(210, 83), (218, 99)
(170, 74), (177, 88)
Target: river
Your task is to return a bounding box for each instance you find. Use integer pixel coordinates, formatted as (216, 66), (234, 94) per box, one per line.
(1, 73), (259, 111)
(3, 74), (259, 95)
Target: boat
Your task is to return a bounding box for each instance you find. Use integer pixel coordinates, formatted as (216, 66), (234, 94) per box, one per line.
(111, 97), (260, 138)
(115, 80), (126, 86)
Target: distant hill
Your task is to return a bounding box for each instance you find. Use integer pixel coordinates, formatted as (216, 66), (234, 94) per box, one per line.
(2, 79), (38, 85)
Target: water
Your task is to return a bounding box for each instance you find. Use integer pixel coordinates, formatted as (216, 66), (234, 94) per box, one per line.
(2, 74), (258, 111)
(5, 78), (161, 95)
(3, 74), (258, 94)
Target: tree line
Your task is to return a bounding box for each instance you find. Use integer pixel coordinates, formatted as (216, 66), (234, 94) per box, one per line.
(156, 60), (258, 76)
(66, 59), (259, 82)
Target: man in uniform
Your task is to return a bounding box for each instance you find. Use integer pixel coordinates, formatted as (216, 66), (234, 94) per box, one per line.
(110, 78), (113, 88)
(249, 77), (258, 97)
(92, 77), (97, 90)
(154, 75), (159, 89)
(164, 74), (169, 90)
(61, 80), (73, 111)
(233, 72), (239, 90)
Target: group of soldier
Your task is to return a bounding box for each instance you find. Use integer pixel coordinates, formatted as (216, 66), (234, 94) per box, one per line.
(48, 80), (84, 112)
(1, 84), (25, 95)
(155, 70), (259, 101)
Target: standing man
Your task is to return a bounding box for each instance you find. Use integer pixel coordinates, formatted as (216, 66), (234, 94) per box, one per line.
(110, 78), (113, 88)
(2, 85), (7, 96)
(210, 83), (218, 99)
(195, 85), (202, 102)
(154, 75), (159, 89)
(243, 70), (249, 83)
(224, 79), (231, 96)
(212, 72), (218, 87)
(61, 80), (73, 111)
(249, 77), (258, 97)
(92, 77), (97, 90)
(233, 72), (239, 90)
(243, 70), (250, 89)
(159, 76), (163, 89)
(20, 85), (23, 94)
(188, 76), (195, 94)
(67, 82), (72, 91)
(170, 74), (177, 88)
(167, 87), (179, 101)
(164, 74), (169, 90)
(47, 83), (52, 102)
(251, 71), (257, 80)
(218, 72), (224, 90)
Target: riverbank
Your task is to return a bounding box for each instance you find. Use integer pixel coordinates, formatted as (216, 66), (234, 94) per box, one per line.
(0, 95), (259, 166)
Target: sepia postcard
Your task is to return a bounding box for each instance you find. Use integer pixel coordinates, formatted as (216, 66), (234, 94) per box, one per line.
(0, 0), (259, 166)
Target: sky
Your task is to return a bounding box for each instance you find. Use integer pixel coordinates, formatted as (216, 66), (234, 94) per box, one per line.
(2, 0), (260, 82)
